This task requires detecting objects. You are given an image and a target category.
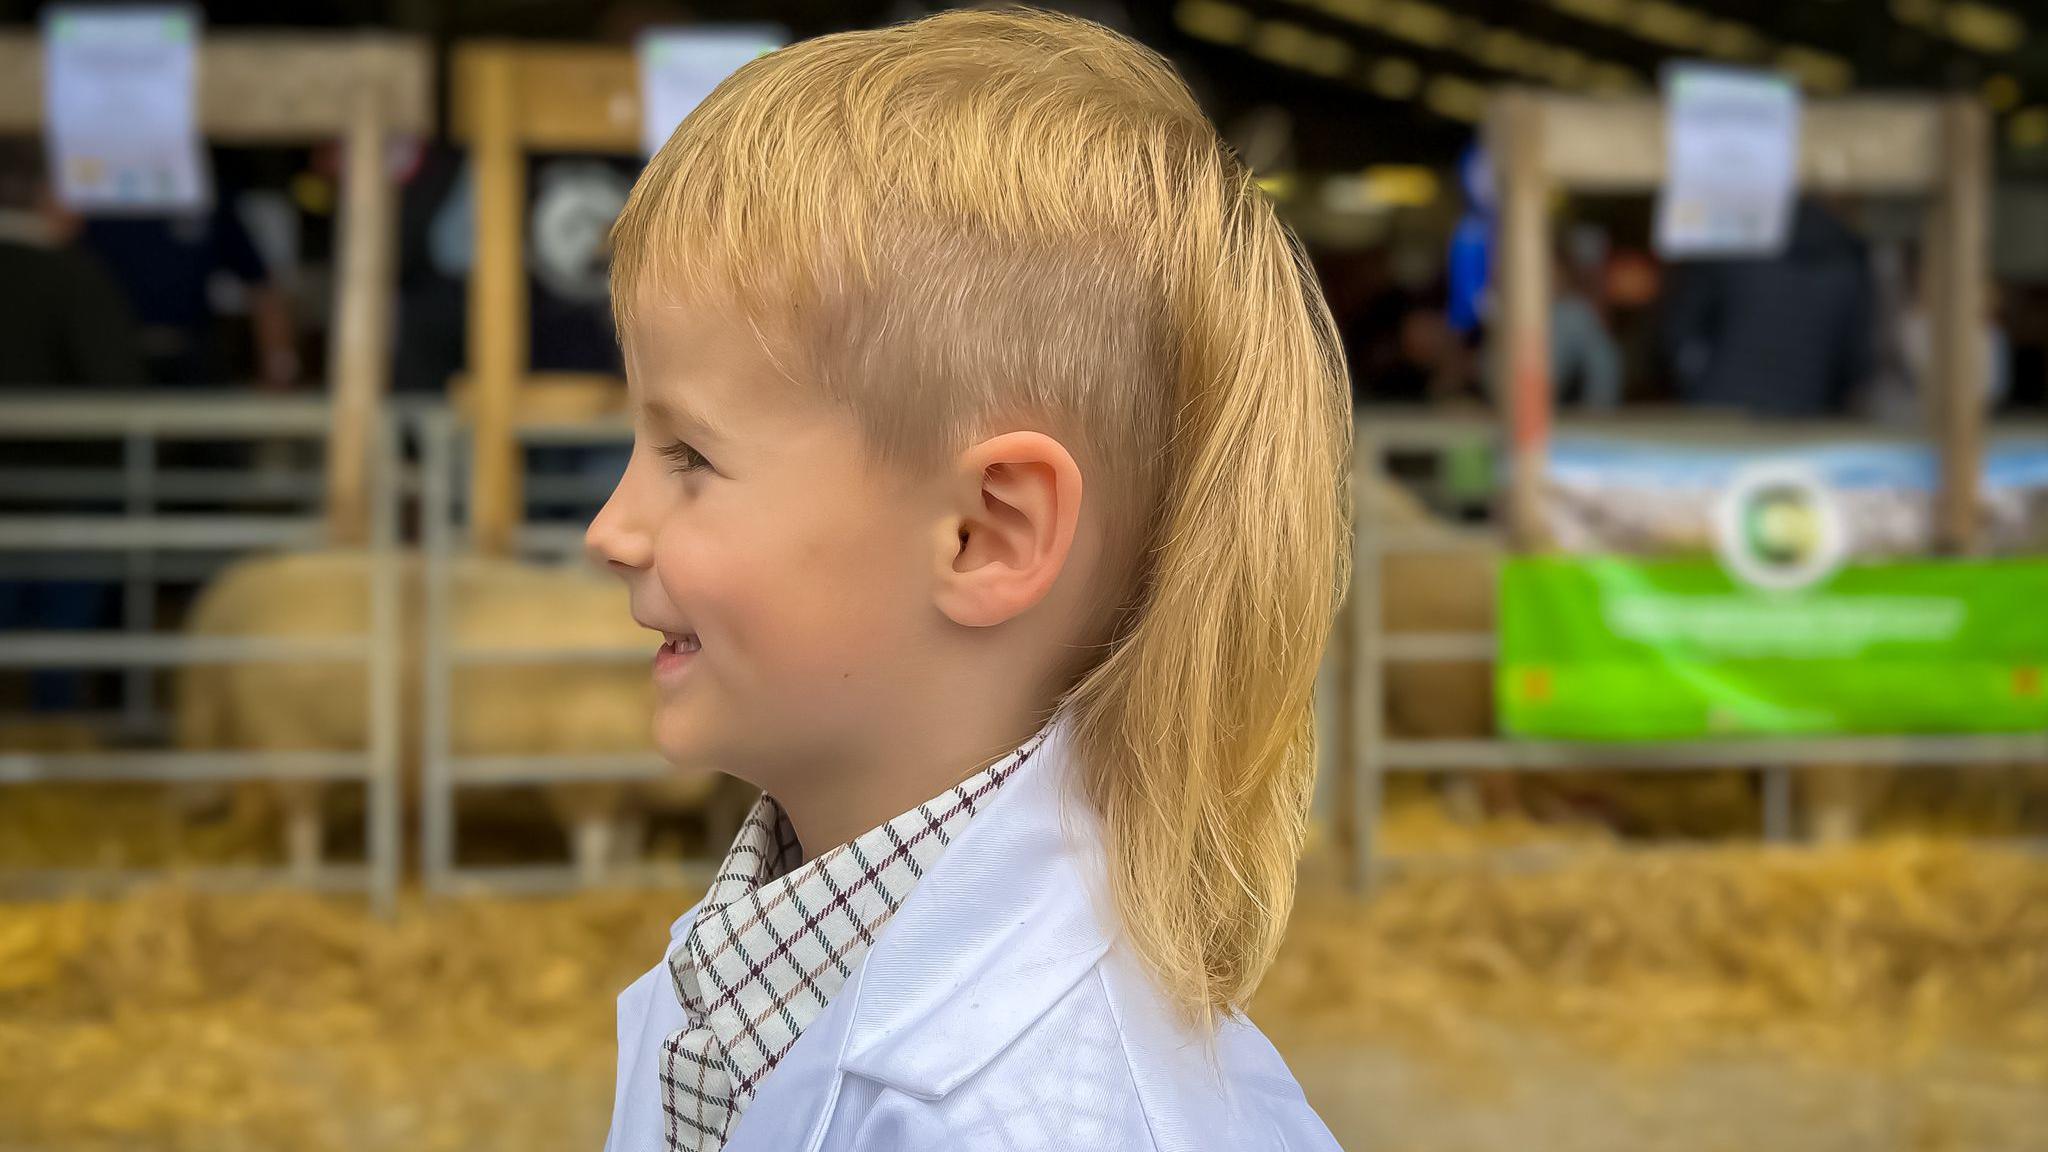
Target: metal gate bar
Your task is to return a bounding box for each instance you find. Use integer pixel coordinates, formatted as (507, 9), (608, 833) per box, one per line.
(0, 396), (403, 912)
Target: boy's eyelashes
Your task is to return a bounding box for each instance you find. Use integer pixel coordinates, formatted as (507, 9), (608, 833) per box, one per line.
(656, 439), (715, 475)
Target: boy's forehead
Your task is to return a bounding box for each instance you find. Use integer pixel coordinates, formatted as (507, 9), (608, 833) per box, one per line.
(624, 349), (724, 427)
(620, 303), (816, 435)
(622, 313), (716, 413)
(620, 299), (696, 361)
(620, 298), (734, 385)
(622, 283), (744, 339)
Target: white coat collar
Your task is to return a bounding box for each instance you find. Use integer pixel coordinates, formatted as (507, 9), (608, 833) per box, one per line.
(724, 719), (1115, 1147)
(840, 719), (1113, 1092)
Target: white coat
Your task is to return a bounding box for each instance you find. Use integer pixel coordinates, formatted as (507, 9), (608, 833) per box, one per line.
(602, 725), (1342, 1152)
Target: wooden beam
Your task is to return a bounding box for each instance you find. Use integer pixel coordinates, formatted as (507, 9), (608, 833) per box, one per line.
(322, 71), (395, 548)
(452, 43), (641, 555)
(1929, 96), (1990, 555)
(466, 46), (528, 556)
(0, 32), (429, 139)
(451, 42), (639, 152)
(1535, 94), (1942, 195)
(1491, 90), (1553, 551)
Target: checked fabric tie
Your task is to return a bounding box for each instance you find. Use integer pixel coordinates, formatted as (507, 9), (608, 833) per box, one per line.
(659, 729), (1046, 1151)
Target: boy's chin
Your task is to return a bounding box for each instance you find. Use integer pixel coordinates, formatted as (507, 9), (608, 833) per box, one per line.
(653, 710), (725, 774)
(655, 744), (717, 777)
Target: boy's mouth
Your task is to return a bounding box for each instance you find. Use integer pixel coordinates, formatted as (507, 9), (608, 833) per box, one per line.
(654, 631), (700, 683)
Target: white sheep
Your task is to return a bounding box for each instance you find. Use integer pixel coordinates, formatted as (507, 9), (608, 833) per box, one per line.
(174, 548), (723, 883)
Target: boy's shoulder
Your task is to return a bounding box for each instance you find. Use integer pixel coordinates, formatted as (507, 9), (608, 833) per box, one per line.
(663, 737), (1339, 1151)
(825, 942), (1339, 1152)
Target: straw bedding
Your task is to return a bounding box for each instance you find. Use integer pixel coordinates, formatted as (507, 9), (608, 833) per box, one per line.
(1, 835), (2041, 1151)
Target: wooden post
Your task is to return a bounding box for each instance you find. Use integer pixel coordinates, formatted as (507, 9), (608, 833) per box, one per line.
(323, 73), (392, 549)
(1492, 91), (1552, 551)
(1928, 96), (1989, 556)
(468, 48), (527, 556)
(451, 45), (643, 555)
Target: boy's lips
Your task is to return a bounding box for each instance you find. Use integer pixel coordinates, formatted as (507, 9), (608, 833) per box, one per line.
(653, 631), (700, 681)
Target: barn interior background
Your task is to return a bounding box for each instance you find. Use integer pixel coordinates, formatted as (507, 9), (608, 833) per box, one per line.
(1, 1), (2045, 1149)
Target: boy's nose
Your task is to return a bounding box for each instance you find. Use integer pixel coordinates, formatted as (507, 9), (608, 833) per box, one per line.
(585, 480), (654, 576)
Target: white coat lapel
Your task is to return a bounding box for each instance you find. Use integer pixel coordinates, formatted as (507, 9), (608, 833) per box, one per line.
(838, 723), (1112, 1097)
(606, 906), (704, 1152)
(723, 723), (1113, 1148)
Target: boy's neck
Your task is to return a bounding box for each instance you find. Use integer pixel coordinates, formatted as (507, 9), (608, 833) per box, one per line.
(765, 702), (1051, 862)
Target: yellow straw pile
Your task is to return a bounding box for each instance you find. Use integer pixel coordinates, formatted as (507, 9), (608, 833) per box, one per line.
(1263, 839), (2048, 1077)
(1, 837), (2042, 1150)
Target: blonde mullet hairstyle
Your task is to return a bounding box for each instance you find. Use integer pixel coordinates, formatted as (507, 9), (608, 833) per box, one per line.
(610, 6), (1350, 1023)
(1064, 151), (1350, 1025)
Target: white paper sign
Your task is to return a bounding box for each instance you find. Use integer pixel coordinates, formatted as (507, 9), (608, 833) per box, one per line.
(637, 26), (784, 157)
(1655, 65), (1800, 258)
(43, 5), (209, 213)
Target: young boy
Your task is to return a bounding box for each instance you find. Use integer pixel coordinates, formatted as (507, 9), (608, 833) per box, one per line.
(587, 9), (1349, 1150)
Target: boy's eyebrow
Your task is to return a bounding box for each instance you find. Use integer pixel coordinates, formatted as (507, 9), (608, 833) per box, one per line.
(640, 394), (731, 442)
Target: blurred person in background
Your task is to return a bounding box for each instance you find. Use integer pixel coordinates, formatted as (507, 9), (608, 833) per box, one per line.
(80, 154), (300, 391)
(2002, 283), (2048, 411)
(0, 137), (143, 712)
(1323, 246), (1413, 406)
(1327, 246), (1473, 407)
(0, 138), (144, 390)
(1376, 297), (1462, 405)
(1552, 233), (1623, 410)
(1600, 246), (1667, 403)
(1662, 197), (1875, 418)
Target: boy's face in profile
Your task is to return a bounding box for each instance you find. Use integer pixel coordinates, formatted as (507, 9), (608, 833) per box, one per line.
(587, 299), (947, 778)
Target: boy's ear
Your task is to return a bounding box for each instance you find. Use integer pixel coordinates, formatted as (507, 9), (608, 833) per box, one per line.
(933, 431), (1084, 629)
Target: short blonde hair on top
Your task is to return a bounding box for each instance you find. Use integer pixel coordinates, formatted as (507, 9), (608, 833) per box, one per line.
(611, 6), (1350, 1024)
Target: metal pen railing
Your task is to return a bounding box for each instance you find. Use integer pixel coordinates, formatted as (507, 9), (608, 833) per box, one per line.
(0, 394), (402, 911)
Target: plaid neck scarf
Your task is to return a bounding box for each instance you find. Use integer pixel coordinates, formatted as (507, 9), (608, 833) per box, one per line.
(659, 729), (1049, 1152)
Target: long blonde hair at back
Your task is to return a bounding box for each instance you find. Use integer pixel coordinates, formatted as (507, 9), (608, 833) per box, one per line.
(611, 6), (1350, 1023)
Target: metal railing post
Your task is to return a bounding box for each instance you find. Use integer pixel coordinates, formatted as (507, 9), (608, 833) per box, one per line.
(367, 412), (403, 915)
(421, 411), (455, 893)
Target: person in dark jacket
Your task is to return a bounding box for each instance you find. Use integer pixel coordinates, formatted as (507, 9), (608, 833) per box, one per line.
(1662, 198), (1875, 417)
(0, 140), (146, 390)
(0, 138), (144, 712)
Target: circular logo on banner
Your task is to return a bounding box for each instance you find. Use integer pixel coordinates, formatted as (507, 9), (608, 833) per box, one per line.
(1713, 462), (1847, 593)
(530, 161), (633, 304)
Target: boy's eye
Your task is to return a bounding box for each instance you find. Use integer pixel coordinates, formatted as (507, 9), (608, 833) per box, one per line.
(656, 440), (713, 474)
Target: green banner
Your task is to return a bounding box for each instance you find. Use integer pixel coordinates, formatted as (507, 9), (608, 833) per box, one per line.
(1499, 558), (2048, 739)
